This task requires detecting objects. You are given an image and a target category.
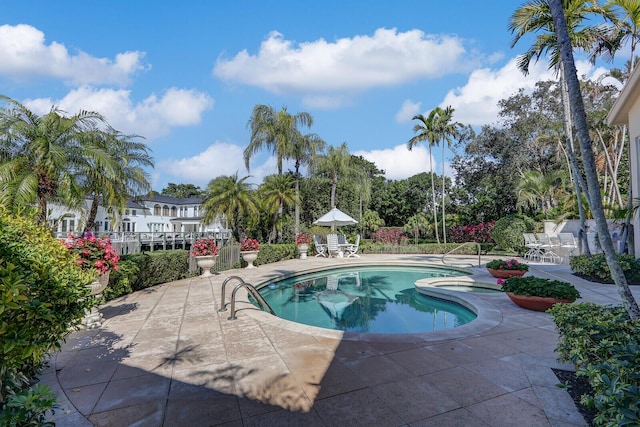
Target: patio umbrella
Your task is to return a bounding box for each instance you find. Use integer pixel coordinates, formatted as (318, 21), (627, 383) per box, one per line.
(313, 207), (358, 229)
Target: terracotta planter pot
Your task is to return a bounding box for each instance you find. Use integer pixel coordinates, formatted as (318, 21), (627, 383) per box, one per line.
(487, 268), (526, 279)
(505, 292), (572, 312)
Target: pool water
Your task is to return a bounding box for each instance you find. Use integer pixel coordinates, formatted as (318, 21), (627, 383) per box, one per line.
(257, 266), (477, 334)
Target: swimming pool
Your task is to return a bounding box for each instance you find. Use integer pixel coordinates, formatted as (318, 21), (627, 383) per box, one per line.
(256, 265), (477, 334)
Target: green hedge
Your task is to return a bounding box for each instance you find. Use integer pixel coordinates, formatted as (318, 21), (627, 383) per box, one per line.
(0, 208), (93, 422)
(244, 244), (298, 268)
(490, 214), (536, 252)
(360, 242), (494, 255)
(550, 303), (640, 426)
(570, 253), (640, 284)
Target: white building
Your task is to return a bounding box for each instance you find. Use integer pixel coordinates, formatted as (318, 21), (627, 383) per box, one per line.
(49, 194), (229, 239)
(607, 64), (640, 257)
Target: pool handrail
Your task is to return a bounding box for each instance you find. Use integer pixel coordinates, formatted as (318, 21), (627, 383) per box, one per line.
(219, 275), (247, 312)
(441, 241), (481, 267)
(227, 282), (276, 320)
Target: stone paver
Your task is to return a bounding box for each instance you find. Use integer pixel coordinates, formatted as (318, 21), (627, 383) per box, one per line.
(39, 254), (639, 426)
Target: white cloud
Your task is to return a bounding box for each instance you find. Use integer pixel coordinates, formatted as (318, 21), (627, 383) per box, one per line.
(440, 57), (606, 126)
(24, 86), (213, 139)
(157, 142), (276, 188)
(214, 28), (478, 105)
(0, 24), (147, 86)
(395, 99), (421, 123)
(355, 144), (436, 181)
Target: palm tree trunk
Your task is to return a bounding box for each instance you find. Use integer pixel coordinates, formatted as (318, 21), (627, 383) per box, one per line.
(294, 163), (300, 235)
(429, 146), (440, 244)
(84, 193), (100, 235)
(441, 143), (446, 244)
(560, 69), (591, 256)
(551, 0), (639, 319)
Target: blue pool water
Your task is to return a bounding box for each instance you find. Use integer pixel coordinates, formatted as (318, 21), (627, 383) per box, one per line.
(256, 266), (477, 334)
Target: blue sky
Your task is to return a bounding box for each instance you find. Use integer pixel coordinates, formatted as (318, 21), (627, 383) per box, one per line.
(0, 1), (618, 191)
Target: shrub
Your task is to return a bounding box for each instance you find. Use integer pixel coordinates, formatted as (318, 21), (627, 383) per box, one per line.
(501, 276), (580, 301)
(247, 244), (297, 267)
(102, 259), (139, 301)
(570, 253), (640, 284)
(371, 228), (407, 245)
(449, 221), (495, 243)
(550, 303), (640, 426)
(491, 214), (536, 251)
(125, 250), (190, 291)
(486, 258), (529, 271)
(0, 208), (93, 418)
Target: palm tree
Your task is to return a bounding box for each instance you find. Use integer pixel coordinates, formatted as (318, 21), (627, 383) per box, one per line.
(0, 96), (107, 224)
(433, 106), (462, 244)
(286, 131), (325, 234)
(259, 174), (298, 243)
(407, 109), (441, 244)
(509, 0), (614, 255)
(516, 170), (565, 217)
(244, 105), (313, 174)
(312, 143), (350, 209)
(550, 0), (639, 318)
(80, 130), (153, 234)
(202, 172), (258, 242)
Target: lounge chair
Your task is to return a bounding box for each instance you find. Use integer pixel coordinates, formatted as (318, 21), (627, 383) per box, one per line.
(326, 234), (339, 257)
(345, 234), (360, 258)
(558, 232), (578, 262)
(536, 233), (561, 263)
(313, 234), (327, 257)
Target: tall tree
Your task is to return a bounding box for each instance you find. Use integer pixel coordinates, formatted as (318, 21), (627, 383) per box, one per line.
(202, 172), (258, 242)
(0, 96), (107, 224)
(287, 132), (325, 235)
(407, 109), (442, 244)
(161, 183), (204, 198)
(550, 0), (639, 318)
(433, 106), (462, 244)
(312, 143), (351, 209)
(259, 174), (298, 243)
(509, 0), (614, 255)
(244, 105), (313, 174)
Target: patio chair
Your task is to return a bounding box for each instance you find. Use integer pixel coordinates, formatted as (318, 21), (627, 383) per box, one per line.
(558, 233), (578, 262)
(523, 233), (543, 261)
(536, 233), (561, 263)
(345, 234), (361, 258)
(326, 234), (340, 257)
(338, 235), (347, 245)
(313, 234), (328, 257)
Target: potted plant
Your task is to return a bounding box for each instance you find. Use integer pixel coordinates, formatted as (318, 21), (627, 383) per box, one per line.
(486, 258), (529, 279)
(295, 233), (311, 259)
(191, 238), (219, 277)
(501, 276), (580, 311)
(63, 233), (120, 327)
(240, 238), (260, 269)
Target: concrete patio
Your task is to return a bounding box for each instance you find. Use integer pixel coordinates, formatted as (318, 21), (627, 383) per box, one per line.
(39, 254), (639, 426)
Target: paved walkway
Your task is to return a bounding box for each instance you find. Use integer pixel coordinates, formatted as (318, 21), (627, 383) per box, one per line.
(39, 254), (640, 426)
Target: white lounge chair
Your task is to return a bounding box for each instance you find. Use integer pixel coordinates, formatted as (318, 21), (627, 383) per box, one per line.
(313, 234), (327, 257)
(523, 233), (542, 261)
(536, 233), (561, 263)
(345, 234), (360, 258)
(558, 233), (578, 262)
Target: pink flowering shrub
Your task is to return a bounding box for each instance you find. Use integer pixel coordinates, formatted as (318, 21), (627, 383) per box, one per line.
(190, 238), (219, 257)
(63, 233), (120, 275)
(372, 228), (407, 245)
(240, 238), (260, 252)
(449, 221), (495, 243)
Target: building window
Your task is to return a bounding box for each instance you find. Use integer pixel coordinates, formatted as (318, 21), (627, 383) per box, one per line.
(131, 209), (137, 216)
(163, 205), (169, 216)
(154, 204), (161, 215)
(171, 206), (177, 217)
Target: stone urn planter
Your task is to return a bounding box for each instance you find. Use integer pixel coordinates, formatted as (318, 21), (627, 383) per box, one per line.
(241, 251), (259, 269)
(81, 271), (110, 329)
(297, 244), (309, 260)
(487, 268), (526, 279)
(505, 292), (573, 312)
(195, 255), (217, 277)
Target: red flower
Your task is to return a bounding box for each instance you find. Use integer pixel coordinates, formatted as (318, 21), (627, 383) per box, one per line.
(240, 238), (260, 252)
(190, 239), (219, 257)
(63, 234), (119, 275)
(295, 233), (311, 245)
